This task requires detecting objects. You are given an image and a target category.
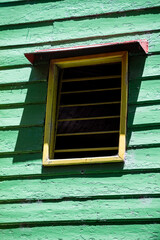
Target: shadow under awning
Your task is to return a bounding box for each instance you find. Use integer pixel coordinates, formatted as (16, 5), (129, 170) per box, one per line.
(24, 40), (148, 65)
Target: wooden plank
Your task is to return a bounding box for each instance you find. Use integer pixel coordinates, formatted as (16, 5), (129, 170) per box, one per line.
(0, 198), (160, 224)
(0, 104), (45, 127)
(0, 23), (54, 47)
(129, 56), (160, 80)
(0, 0), (23, 2)
(128, 104), (160, 127)
(0, 0), (160, 26)
(0, 173), (160, 200)
(0, 127), (43, 153)
(0, 82), (47, 105)
(0, 153), (43, 177)
(0, 224), (160, 240)
(0, 66), (48, 85)
(0, 9), (160, 47)
(27, 9), (160, 42)
(128, 129), (160, 147)
(0, 147), (160, 177)
(1, 30), (160, 58)
(125, 147), (160, 170)
(0, 45), (39, 67)
(129, 78), (160, 104)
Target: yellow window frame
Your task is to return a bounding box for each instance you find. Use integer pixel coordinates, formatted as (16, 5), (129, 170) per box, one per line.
(43, 51), (128, 166)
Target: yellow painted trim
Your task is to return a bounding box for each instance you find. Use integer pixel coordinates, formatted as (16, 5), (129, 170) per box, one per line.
(49, 65), (59, 159)
(61, 87), (121, 94)
(60, 101), (120, 107)
(50, 69), (64, 158)
(43, 51), (128, 166)
(58, 115), (120, 122)
(42, 62), (55, 165)
(118, 52), (128, 160)
(50, 52), (123, 68)
(62, 75), (121, 82)
(56, 130), (119, 136)
(43, 156), (123, 166)
(55, 147), (118, 153)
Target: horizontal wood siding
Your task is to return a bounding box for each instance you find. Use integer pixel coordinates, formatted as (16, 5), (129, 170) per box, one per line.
(0, 224), (160, 240)
(0, 0), (160, 26)
(1, 173), (160, 201)
(0, 9), (160, 47)
(1, 198), (160, 223)
(0, 1), (160, 239)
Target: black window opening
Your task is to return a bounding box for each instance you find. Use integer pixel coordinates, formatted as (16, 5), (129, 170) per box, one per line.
(54, 62), (122, 160)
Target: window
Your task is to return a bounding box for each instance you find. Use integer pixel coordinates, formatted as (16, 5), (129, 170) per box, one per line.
(43, 51), (128, 166)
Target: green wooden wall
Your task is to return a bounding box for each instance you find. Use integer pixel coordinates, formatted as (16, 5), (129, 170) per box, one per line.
(0, 0), (160, 239)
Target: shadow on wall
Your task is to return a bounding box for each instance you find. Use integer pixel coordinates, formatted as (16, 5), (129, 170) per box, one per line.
(127, 55), (147, 145)
(12, 54), (146, 177)
(12, 64), (48, 163)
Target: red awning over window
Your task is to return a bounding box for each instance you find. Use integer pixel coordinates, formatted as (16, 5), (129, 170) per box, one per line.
(24, 40), (148, 64)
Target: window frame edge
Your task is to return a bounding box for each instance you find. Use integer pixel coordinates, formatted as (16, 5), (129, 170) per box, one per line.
(43, 51), (128, 166)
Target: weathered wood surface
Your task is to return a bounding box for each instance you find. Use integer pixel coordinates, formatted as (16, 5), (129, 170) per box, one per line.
(0, 127), (43, 153)
(0, 0), (160, 26)
(128, 129), (160, 147)
(128, 104), (160, 127)
(0, 82), (47, 105)
(0, 173), (160, 200)
(1, 198), (160, 224)
(0, 9), (160, 47)
(0, 66), (48, 84)
(0, 104), (45, 127)
(129, 55), (160, 79)
(129, 79), (160, 104)
(1, 31), (159, 52)
(0, 224), (160, 240)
